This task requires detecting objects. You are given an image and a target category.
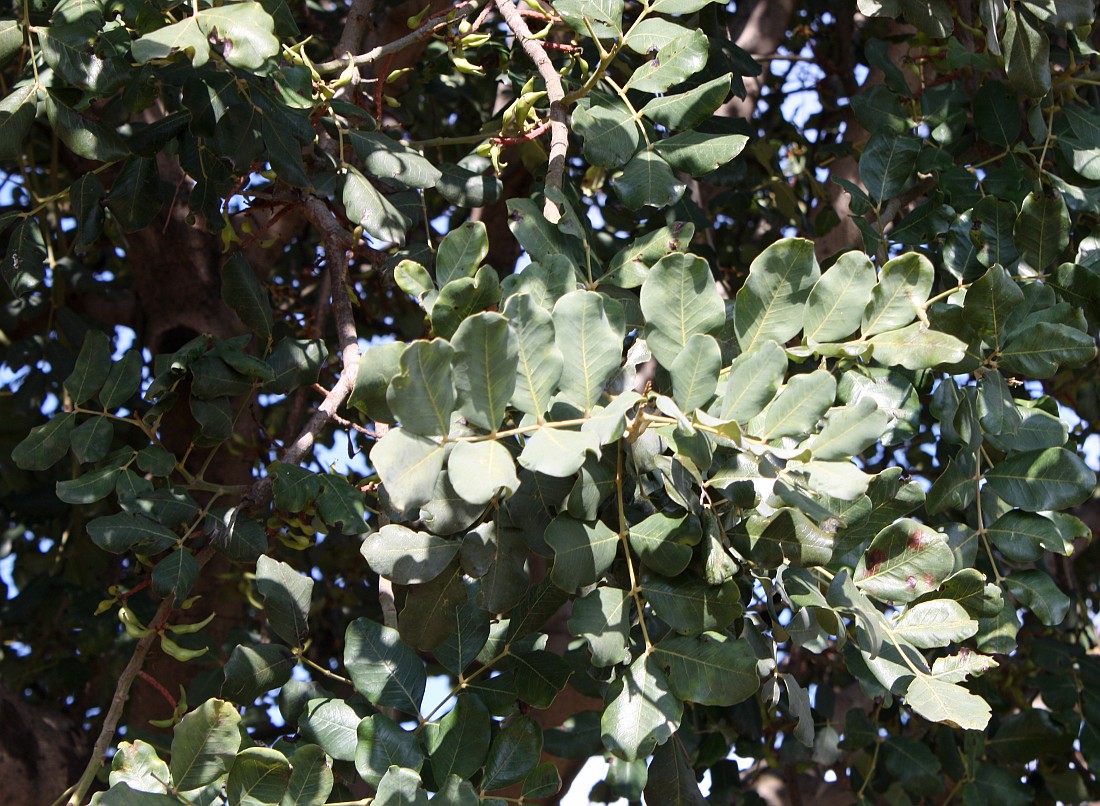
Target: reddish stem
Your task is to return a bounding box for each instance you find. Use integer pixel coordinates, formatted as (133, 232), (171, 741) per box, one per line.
(117, 578), (150, 600)
(137, 671), (177, 711)
(492, 120), (551, 146)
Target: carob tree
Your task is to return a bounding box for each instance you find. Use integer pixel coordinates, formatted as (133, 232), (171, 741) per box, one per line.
(1, 0), (1099, 804)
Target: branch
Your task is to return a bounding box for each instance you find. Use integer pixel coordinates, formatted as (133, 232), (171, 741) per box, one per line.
(316, 0), (478, 74)
(63, 546), (217, 806)
(244, 197), (361, 509)
(493, 0), (568, 223)
(335, 0), (376, 61)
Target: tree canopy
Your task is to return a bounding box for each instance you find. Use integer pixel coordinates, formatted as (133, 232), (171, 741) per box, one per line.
(1, 0), (1100, 803)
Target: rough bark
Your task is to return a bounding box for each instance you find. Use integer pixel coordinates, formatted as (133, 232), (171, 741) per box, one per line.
(0, 687), (86, 806)
(720, 0), (798, 120)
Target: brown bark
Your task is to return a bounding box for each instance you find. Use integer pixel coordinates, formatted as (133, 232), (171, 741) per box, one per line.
(115, 153), (261, 733)
(812, 21), (919, 260)
(720, 0), (798, 121)
(0, 687), (86, 806)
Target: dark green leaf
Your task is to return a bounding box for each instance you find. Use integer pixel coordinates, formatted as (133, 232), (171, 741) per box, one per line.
(611, 150), (684, 210)
(640, 74), (730, 129)
(63, 329), (111, 405)
(504, 293), (563, 419)
(869, 324), (967, 370)
(573, 97), (639, 168)
(601, 654), (682, 761)
(270, 462), (322, 512)
(718, 341), (786, 423)
(106, 157), (163, 232)
(56, 466), (119, 504)
(87, 512), (178, 554)
(99, 349), (143, 409)
(350, 341), (405, 422)
(629, 512), (698, 576)
(1005, 569), (1071, 626)
(759, 370), (836, 441)
(349, 131), (441, 190)
(343, 167), (409, 245)
(196, 1), (279, 69)
(373, 766), (428, 806)
(226, 747), (290, 805)
(860, 131), (920, 208)
(643, 738), (705, 806)
(152, 548), (198, 606)
(891, 599), (978, 649)
(482, 716), (542, 790)
(555, 0), (623, 38)
(438, 163), (501, 207)
(263, 338), (327, 394)
(625, 29), (708, 93)
(0, 84), (35, 162)
(974, 81), (1021, 146)
(423, 694), (488, 783)
(1015, 192), (1069, 271)
(963, 265), (1022, 349)
(1000, 321), (1096, 378)
(522, 763), (562, 800)
(654, 632), (759, 706)
(545, 514), (619, 593)
(985, 447), (1095, 511)
(360, 525), (460, 585)
(1002, 8), (1050, 98)
(283, 745), (332, 806)
(356, 714), (424, 787)
(222, 253), (274, 342)
(300, 698), (370, 762)
(0, 19), (22, 67)
(552, 290), (623, 410)
(345, 618), (425, 714)
(670, 333), (720, 412)
(447, 440), (518, 505)
(222, 644), (295, 704)
(807, 398), (889, 461)
(804, 251), (876, 343)
(436, 220), (488, 286)
(642, 577), (740, 634)
(569, 586), (632, 667)
(652, 132), (748, 177)
(316, 474), (369, 533)
(862, 252), (934, 337)
(132, 16), (209, 66)
(71, 416), (113, 463)
(170, 699), (242, 791)
(255, 555), (313, 648)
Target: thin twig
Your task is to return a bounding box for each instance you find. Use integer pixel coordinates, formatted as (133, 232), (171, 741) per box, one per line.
(493, 0), (568, 223)
(63, 546), (217, 806)
(245, 197), (361, 509)
(316, 0), (478, 74)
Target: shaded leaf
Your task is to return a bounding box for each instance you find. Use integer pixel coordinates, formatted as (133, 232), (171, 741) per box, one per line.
(360, 524), (460, 584)
(345, 618), (425, 714)
(601, 654), (682, 761)
(170, 699), (242, 791)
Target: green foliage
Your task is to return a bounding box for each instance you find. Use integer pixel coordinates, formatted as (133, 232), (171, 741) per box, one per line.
(2, 0), (1100, 804)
